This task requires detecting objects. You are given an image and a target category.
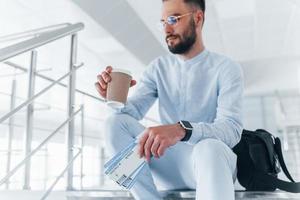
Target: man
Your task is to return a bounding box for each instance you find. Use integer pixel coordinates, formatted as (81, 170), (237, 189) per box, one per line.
(95, 0), (244, 199)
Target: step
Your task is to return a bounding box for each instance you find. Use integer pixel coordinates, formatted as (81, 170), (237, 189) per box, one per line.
(1, 190), (299, 199)
(66, 190), (300, 200)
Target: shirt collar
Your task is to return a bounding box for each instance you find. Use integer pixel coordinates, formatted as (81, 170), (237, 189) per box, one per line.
(175, 49), (208, 65)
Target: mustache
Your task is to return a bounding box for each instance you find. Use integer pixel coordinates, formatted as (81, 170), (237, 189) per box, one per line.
(166, 34), (179, 41)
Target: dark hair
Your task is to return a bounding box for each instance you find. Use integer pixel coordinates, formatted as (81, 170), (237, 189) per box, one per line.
(162, 0), (205, 12)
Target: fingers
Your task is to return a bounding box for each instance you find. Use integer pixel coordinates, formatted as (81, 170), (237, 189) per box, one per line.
(157, 143), (166, 157)
(98, 74), (108, 89)
(95, 66), (113, 98)
(144, 136), (154, 162)
(94, 82), (106, 97)
(138, 133), (148, 158)
(105, 66), (113, 73)
(99, 71), (111, 84)
(130, 80), (137, 87)
(151, 139), (160, 158)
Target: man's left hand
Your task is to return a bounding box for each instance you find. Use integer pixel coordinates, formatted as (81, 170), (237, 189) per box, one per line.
(138, 123), (186, 162)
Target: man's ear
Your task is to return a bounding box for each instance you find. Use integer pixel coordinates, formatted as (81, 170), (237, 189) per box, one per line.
(194, 10), (204, 27)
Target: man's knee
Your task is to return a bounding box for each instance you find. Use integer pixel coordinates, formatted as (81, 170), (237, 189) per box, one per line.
(192, 139), (233, 167)
(104, 113), (129, 138)
(105, 113), (129, 131)
(105, 113), (137, 139)
(104, 113), (145, 156)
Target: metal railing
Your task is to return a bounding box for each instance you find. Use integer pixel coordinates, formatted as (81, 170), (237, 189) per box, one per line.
(3, 61), (105, 102)
(41, 148), (82, 200)
(0, 106), (83, 186)
(0, 22), (84, 197)
(0, 63), (83, 123)
(0, 23), (83, 61)
(0, 21), (160, 198)
(0, 23), (71, 43)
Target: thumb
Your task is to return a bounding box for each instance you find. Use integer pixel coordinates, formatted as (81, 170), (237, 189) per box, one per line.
(130, 80), (137, 87)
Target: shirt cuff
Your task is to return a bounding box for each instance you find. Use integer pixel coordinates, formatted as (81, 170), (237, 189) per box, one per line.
(186, 122), (204, 145)
(108, 102), (142, 120)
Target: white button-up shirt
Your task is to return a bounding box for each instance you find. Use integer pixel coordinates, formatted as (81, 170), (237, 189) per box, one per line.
(119, 49), (244, 148)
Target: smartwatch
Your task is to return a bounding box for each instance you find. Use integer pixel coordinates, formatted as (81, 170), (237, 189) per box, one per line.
(179, 120), (193, 141)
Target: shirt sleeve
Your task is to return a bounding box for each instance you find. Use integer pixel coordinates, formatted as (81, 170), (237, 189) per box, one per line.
(114, 61), (158, 120)
(189, 60), (244, 148)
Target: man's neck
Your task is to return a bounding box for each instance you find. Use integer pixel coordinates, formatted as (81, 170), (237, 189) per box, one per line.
(178, 40), (205, 61)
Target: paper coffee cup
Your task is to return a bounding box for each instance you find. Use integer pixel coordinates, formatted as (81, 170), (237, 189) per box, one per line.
(106, 69), (132, 109)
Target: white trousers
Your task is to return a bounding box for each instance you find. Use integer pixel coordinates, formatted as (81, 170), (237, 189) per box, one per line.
(104, 113), (237, 200)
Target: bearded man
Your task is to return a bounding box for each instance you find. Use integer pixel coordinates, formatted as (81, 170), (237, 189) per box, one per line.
(95, 0), (244, 199)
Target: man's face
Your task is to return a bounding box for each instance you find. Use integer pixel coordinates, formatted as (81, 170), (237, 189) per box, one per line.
(161, 0), (197, 54)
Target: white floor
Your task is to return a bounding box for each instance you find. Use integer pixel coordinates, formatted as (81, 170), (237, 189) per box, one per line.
(1, 190), (300, 200)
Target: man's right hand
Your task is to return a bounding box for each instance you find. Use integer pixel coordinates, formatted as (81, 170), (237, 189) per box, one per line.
(95, 66), (137, 99)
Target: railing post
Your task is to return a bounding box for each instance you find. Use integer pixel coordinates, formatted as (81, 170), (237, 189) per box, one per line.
(66, 34), (77, 190)
(44, 145), (49, 190)
(41, 149), (82, 200)
(5, 79), (16, 189)
(80, 104), (84, 190)
(23, 50), (37, 190)
(100, 147), (105, 186)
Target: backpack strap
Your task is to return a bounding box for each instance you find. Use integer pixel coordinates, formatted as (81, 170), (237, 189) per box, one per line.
(254, 171), (300, 193)
(274, 137), (295, 183)
(256, 129), (296, 183)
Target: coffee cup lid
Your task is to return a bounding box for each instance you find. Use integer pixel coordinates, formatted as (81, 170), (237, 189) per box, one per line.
(112, 68), (132, 76)
(106, 100), (125, 109)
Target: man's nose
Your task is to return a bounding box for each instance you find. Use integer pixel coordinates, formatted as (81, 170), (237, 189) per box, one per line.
(164, 23), (174, 35)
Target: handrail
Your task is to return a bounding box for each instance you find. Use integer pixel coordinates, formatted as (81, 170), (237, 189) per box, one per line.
(0, 106), (83, 186)
(0, 22), (84, 62)
(0, 63), (83, 124)
(40, 148), (82, 200)
(0, 23), (71, 43)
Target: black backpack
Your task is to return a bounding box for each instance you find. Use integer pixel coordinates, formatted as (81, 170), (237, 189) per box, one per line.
(233, 129), (300, 193)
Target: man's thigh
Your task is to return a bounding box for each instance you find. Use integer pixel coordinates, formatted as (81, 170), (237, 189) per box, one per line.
(149, 142), (196, 190)
(149, 139), (236, 190)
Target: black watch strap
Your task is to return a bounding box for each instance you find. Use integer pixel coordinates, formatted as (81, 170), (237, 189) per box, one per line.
(179, 120), (193, 141)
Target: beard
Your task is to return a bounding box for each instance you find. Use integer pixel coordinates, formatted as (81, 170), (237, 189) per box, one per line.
(166, 18), (197, 54)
